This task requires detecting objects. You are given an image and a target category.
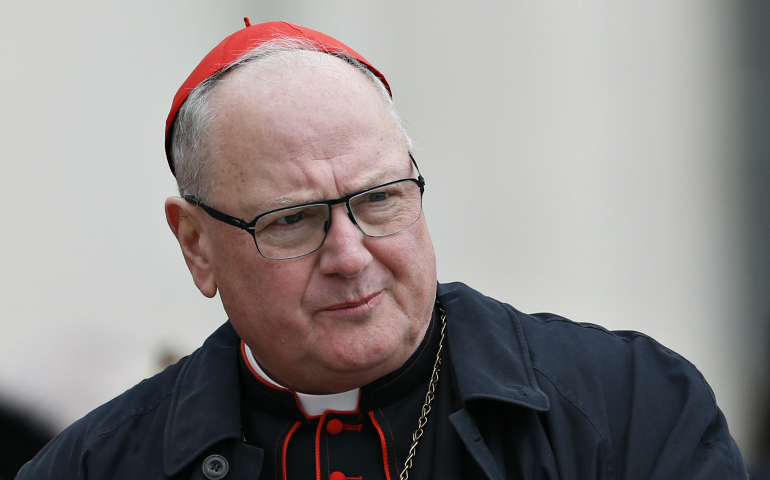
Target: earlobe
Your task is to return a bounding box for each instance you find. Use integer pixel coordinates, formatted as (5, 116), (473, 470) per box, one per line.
(165, 197), (218, 298)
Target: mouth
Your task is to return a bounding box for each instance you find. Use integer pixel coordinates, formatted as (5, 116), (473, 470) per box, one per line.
(320, 290), (384, 315)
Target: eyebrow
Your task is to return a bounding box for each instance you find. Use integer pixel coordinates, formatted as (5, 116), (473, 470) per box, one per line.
(260, 171), (392, 210)
(267, 196), (307, 208)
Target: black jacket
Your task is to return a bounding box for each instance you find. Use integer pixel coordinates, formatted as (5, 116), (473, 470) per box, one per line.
(18, 282), (747, 479)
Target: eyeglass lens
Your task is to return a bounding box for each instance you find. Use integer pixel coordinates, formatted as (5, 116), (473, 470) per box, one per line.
(253, 179), (423, 259)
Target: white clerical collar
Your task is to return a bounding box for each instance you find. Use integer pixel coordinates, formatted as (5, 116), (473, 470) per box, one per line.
(243, 343), (360, 416)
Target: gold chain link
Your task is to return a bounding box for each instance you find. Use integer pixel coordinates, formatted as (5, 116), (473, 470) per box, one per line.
(399, 300), (447, 480)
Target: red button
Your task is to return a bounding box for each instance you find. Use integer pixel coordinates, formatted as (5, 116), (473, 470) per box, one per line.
(326, 418), (343, 435)
(329, 472), (346, 480)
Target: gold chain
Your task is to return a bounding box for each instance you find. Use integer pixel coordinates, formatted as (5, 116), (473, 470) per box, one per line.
(399, 300), (447, 480)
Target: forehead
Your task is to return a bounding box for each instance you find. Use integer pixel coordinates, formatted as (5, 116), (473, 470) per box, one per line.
(205, 52), (408, 210)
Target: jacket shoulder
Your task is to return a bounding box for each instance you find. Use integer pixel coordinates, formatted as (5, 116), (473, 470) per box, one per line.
(520, 308), (746, 477)
(518, 309), (715, 412)
(440, 282), (710, 404)
(438, 281), (746, 478)
(85, 357), (187, 438)
(16, 355), (190, 479)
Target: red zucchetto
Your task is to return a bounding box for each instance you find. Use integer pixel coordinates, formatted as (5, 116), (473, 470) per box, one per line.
(164, 20), (390, 175)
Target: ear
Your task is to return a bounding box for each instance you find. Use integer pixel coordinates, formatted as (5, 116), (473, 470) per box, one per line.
(165, 197), (218, 298)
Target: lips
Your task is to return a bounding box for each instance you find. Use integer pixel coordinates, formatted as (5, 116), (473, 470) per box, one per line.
(320, 290), (383, 313)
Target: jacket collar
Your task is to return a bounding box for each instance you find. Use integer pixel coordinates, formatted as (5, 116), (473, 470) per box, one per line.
(163, 322), (244, 477)
(438, 282), (550, 412)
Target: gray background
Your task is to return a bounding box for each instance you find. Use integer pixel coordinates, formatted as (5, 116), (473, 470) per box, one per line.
(2, 0), (768, 465)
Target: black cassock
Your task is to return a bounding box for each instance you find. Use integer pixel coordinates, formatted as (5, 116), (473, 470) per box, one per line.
(239, 307), (469, 480)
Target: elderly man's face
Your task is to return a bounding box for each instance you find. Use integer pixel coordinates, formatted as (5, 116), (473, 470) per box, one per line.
(181, 55), (436, 394)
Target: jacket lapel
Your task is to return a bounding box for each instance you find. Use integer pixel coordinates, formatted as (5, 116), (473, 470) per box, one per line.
(438, 282), (550, 411)
(163, 322), (247, 477)
(438, 282), (551, 480)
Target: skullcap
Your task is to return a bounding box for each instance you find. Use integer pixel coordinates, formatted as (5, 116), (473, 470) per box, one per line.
(165, 20), (390, 175)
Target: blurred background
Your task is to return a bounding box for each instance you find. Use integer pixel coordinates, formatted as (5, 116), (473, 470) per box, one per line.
(1, 0), (769, 475)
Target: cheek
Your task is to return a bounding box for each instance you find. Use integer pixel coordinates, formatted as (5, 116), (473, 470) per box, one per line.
(393, 217), (435, 276)
(209, 230), (311, 322)
(217, 255), (318, 362)
(210, 231), (261, 288)
(372, 218), (436, 301)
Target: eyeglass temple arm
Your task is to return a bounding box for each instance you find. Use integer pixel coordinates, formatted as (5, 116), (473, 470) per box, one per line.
(409, 153), (425, 185)
(183, 195), (254, 231)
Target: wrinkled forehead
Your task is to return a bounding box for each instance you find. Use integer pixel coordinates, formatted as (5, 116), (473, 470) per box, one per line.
(204, 54), (408, 206)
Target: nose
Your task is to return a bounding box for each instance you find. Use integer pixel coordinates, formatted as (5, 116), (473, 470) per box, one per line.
(317, 204), (373, 278)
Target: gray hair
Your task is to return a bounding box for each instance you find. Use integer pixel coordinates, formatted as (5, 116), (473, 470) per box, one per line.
(169, 37), (413, 204)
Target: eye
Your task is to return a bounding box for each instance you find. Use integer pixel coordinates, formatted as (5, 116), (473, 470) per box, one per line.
(276, 211), (305, 225)
(367, 191), (389, 202)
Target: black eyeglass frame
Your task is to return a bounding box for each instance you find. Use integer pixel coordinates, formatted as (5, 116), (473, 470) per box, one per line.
(184, 154), (425, 260)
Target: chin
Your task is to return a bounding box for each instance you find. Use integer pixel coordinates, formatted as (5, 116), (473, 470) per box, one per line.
(322, 327), (413, 377)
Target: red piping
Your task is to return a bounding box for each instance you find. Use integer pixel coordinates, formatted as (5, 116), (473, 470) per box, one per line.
(315, 412), (328, 480)
(282, 421), (301, 480)
(369, 411), (393, 480)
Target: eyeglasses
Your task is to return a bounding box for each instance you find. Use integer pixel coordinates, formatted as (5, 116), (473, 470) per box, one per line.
(184, 169), (425, 260)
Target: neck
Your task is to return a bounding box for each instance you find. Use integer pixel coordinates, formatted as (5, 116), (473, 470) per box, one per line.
(243, 343), (360, 415)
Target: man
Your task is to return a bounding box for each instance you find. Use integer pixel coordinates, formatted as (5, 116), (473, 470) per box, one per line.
(18, 21), (747, 480)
